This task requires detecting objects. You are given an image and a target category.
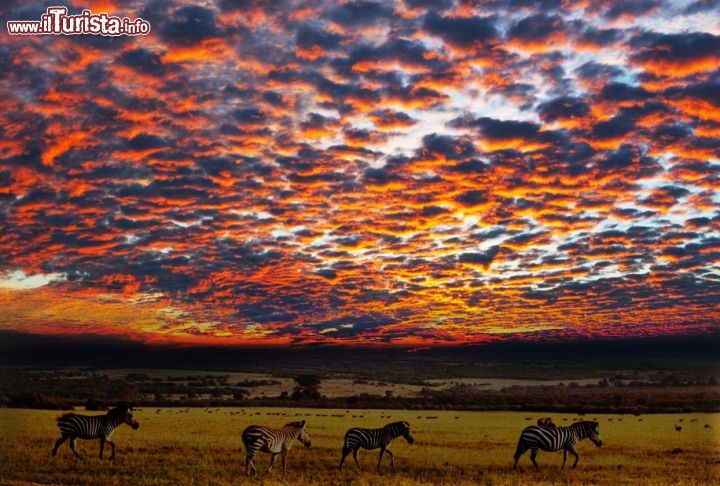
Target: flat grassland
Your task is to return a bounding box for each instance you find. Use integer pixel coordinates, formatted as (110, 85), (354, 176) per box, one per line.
(0, 408), (717, 486)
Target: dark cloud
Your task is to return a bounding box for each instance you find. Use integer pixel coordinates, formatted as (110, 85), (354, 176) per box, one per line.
(421, 134), (476, 160)
(507, 14), (565, 44)
(537, 96), (590, 122)
(126, 134), (166, 151)
(591, 115), (636, 140)
(447, 159), (489, 174)
(296, 26), (344, 52)
(455, 190), (488, 207)
(329, 1), (393, 28)
(600, 82), (651, 102)
(630, 31), (720, 65)
(423, 12), (499, 48)
(232, 108), (267, 125)
(665, 81), (720, 107)
(303, 313), (399, 338)
(156, 5), (223, 45)
(457, 246), (501, 268)
(601, 0), (658, 19)
(116, 48), (166, 76)
(575, 61), (625, 81)
(450, 116), (541, 141)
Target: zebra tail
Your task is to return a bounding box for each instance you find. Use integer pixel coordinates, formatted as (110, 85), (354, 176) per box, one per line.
(513, 436), (525, 460)
(341, 433), (354, 452)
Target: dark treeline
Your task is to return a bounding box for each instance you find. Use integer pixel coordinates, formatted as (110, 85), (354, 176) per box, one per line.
(2, 368), (718, 414)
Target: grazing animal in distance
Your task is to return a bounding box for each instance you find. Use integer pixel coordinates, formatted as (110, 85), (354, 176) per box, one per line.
(537, 417), (556, 427)
(675, 425), (682, 432)
(513, 420), (602, 469)
(340, 421), (414, 473)
(51, 404), (139, 459)
(242, 420), (311, 475)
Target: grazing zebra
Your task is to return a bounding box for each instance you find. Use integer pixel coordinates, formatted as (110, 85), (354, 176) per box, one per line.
(51, 404), (139, 459)
(339, 421), (414, 473)
(241, 420), (311, 475)
(513, 420), (602, 469)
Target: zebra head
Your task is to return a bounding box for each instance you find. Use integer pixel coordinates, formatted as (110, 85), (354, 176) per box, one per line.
(292, 420), (311, 448)
(588, 421), (602, 447)
(111, 405), (139, 430)
(400, 421), (414, 444)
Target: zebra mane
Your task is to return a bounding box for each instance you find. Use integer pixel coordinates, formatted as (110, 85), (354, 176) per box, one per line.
(571, 420), (599, 428)
(385, 421), (411, 433)
(284, 420), (306, 428)
(105, 404), (131, 420)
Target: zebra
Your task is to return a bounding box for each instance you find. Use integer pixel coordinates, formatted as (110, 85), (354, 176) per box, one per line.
(339, 421), (414, 473)
(51, 404), (139, 459)
(513, 420), (602, 469)
(241, 420), (311, 475)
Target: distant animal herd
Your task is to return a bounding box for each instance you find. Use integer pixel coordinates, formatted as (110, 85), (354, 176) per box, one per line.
(49, 405), (711, 474)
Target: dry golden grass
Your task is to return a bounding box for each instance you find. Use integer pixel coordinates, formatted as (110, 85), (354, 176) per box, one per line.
(0, 407), (718, 485)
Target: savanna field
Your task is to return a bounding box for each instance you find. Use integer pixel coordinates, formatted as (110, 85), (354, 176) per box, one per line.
(0, 407), (717, 486)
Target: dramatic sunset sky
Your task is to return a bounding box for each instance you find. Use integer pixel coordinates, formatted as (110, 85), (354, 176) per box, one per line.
(0, 0), (718, 347)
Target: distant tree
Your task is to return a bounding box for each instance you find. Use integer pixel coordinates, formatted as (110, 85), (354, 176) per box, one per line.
(292, 374), (322, 400)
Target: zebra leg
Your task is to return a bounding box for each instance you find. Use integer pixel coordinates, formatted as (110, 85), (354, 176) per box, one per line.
(107, 439), (116, 460)
(245, 451), (257, 475)
(376, 447), (386, 474)
(69, 438), (81, 458)
(352, 448), (361, 471)
(513, 439), (526, 470)
(530, 448), (539, 469)
(281, 451), (287, 474)
(99, 437), (105, 459)
(568, 448), (580, 468)
(52, 437), (67, 456)
(385, 448), (395, 470)
(339, 447), (350, 470)
(267, 453), (278, 472)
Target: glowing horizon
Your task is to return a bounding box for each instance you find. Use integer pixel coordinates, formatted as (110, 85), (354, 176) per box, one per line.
(0, 0), (718, 347)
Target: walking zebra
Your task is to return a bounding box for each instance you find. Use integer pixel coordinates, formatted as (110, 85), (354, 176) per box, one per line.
(51, 404), (139, 459)
(241, 420), (311, 475)
(339, 421), (414, 473)
(513, 420), (602, 469)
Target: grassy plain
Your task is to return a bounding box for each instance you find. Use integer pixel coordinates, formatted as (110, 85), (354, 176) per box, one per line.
(0, 407), (718, 486)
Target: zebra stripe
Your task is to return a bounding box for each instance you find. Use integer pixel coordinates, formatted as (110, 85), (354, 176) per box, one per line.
(339, 421), (414, 473)
(51, 405), (139, 459)
(513, 420), (602, 469)
(241, 420), (311, 475)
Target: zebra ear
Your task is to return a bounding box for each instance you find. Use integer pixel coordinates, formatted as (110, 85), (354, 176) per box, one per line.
(300, 420), (306, 427)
